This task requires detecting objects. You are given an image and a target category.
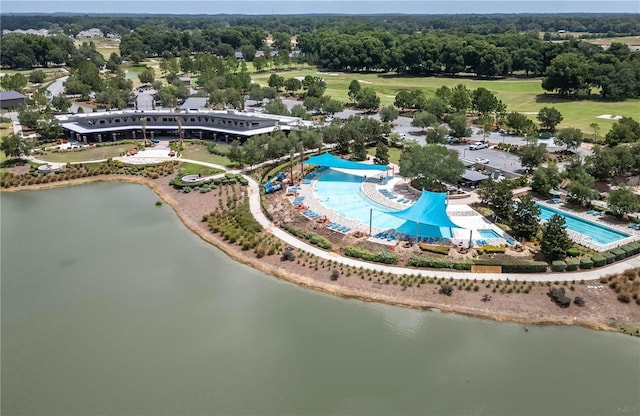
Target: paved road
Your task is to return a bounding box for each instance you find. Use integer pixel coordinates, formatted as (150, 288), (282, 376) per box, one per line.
(46, 76), (67, 97)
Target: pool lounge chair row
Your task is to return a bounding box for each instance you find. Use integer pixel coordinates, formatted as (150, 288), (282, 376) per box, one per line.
(302, 209), (321, 219)
(292, 196), (305, 206)
(627, 223), (640, 230)
(373, 232), (396, 242)
(586, 210), (604, 216)
(379, 190), (413, 203)
(327, 222), (351, 233)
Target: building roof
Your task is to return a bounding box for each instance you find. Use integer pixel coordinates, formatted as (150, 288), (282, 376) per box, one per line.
(385, 190), (462, 229)
(303, 152), (388, 171)
(461, 169), (489, 182)
(0, 90), (26, 100)
(179, 97), (208, 110)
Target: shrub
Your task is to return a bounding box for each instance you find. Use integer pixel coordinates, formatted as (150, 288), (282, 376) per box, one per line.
(617, 292), (631, 303)
(548, 286), (571, 308)
(610, 248), (626, 261)
(565, 258), (580, 271)
(344, 246), (398, 264)
(407, 255), (472, 270)
(591, 254), (606, 268)
(439, 283), (454, 296)
(476, 244), (506, 255)
(281, 250), (296, 261)
(579, 258), (594, 270)
(418, 243), (450, 255)
(566, 247), (581, 257)
(603, 252), (616, 264)
(551, 260), (567, 272)
(155, 200), (162, 207)
(574, 296), (585, 306)
(330, 269), (339, 281)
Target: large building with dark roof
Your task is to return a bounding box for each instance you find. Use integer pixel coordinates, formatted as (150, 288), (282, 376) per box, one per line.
(0, 91), (26, 109)
(55, 109), (311, 143)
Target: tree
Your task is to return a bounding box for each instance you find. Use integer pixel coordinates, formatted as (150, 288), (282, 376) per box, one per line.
(411, 112), (437, 132)
(449, 84), (471, 114)
(348, 79), (361, 104)
(380, 105), (399, 123)
(537, 107), (563, 132)
(290, 104), (310, 120)
(398, 143), (465, 191)
(425, 126), (448, 144)
(284, 77), (302, 95)
(138, 68), (155, 84)
(542, 53), (590, 96)
(355, 87), (380, 112)
(511, 195), (541, 241)
(0, 133), (32, 159)
(227, 140), (243, 166)
(264, 98), (290, 116)
(268, 73), (285, 90)
(477, 113), (494, 142)
(530, 161), (561, 194)
(477, 179), (515, 223)
(605, 117), (640, 147)
(323, 98), (344, 115)
(18, 109), (40, 130)
(48, 95), (70, 113)
(0, 73), (28, 92)
(394, 89), (413, 111)
(520, 143), (548, 171)
(541, 215), (573, 261)
(28, 70), (46, 84)
(471, 87), (499, 114)
(555, 127), (583, 152)
(505, 112), (535, 136)
(35, 118), (63, 141)
(302, 75), (326, 98)
(374, 141), (389, 165)
(448, 113), (471, 138)
(566, 174), (598, 207)
(607, 187), (640, 217)
(422, 97), (447, 121)
(589, 122), (601, 142)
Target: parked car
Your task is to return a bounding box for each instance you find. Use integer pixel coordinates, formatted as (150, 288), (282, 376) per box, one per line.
(446, 136), (460, 144)
(469, 141), (488, 150)
(474, 157), (490, 164)
(150, 139), (160, 144)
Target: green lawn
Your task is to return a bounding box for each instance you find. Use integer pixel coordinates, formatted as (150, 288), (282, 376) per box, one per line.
(177, 162), (224, 176)
(37, 144), (134, 163)
(180, 142), (233, 167)
(252, 69), (639, 133)
(0, 121), (14, 165)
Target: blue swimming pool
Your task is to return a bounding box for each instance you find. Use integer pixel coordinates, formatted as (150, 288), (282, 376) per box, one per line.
(314, 169), (452, 237)
(535, 204), (630, 246)
(477, 229), (502, 239)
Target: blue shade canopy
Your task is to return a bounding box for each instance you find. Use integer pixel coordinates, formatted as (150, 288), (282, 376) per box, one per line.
(304, 152), (388, 171)
(385, 190), (462, 229)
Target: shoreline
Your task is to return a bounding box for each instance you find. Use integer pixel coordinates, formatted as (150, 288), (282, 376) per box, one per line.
(2, 177), (637, 334)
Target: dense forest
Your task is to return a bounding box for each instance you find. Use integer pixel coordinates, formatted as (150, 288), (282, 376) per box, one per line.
(2, 13), (640, 36)
(2, 14), (640, 99)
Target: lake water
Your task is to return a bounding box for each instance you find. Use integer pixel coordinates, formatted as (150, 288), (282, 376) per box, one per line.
(2, 183), (639, 415)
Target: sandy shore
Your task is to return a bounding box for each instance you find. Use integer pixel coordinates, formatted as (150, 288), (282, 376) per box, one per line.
(4, 176), (639, 333)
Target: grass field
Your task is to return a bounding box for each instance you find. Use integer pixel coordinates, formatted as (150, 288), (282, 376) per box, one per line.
(585, 36), (640, 45)
(177, 161), (224, 176)
(181, 142), (233, 167)
(252, 69), (639, 133)
(37, 144), (134, 163)
(76, 37), (120, 59)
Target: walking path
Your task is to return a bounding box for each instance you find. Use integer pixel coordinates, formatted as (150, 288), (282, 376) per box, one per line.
(24, 152), (640, 282)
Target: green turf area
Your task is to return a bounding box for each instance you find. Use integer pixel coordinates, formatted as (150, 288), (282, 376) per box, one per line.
(0, 121), (14, 165)
(36, 143), (134, 163)
(586, 36), (640, 45)
(252, 68), (639, 133)
(176, 162), (224, 176)
(180, 142), (233, 167)
(75, 38), (120, 59)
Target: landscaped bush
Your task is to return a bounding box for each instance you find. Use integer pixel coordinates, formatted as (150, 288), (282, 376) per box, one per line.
(418, 243), (450, 255)
(603, 252), (616, 264)
(548, 286), (571, 308)
(610, 248), (626, 261)
(565, 259), (580, 271)
(579, 258), (594, 269)
(621, 242), (640, 256)
(551, 260), (567, 272)
(474, 259), (548, 273)
(591, 254), (606, 268)
(566, 247), (581, 257)
(344, 246), (398, 264)
(407, 255), (472, 270)
(476, 244), (506, 255)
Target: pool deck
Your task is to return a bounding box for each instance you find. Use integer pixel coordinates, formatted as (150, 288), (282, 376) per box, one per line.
(295, 170), (511, 247)
(536, 199), (640, 252)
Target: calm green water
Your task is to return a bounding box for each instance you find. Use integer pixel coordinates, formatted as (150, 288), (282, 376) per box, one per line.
(2, 183), (639, 416)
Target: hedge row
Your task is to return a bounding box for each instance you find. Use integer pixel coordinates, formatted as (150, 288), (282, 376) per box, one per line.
(476, 244), (506, 255)
(418, 243), (450, 255)
(475, 259), (548, 273)
(407, 255), (473, 270)
(555, 242), (640, 272)
(344, 246), (398, 265)
(282, 225), (332, 250)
